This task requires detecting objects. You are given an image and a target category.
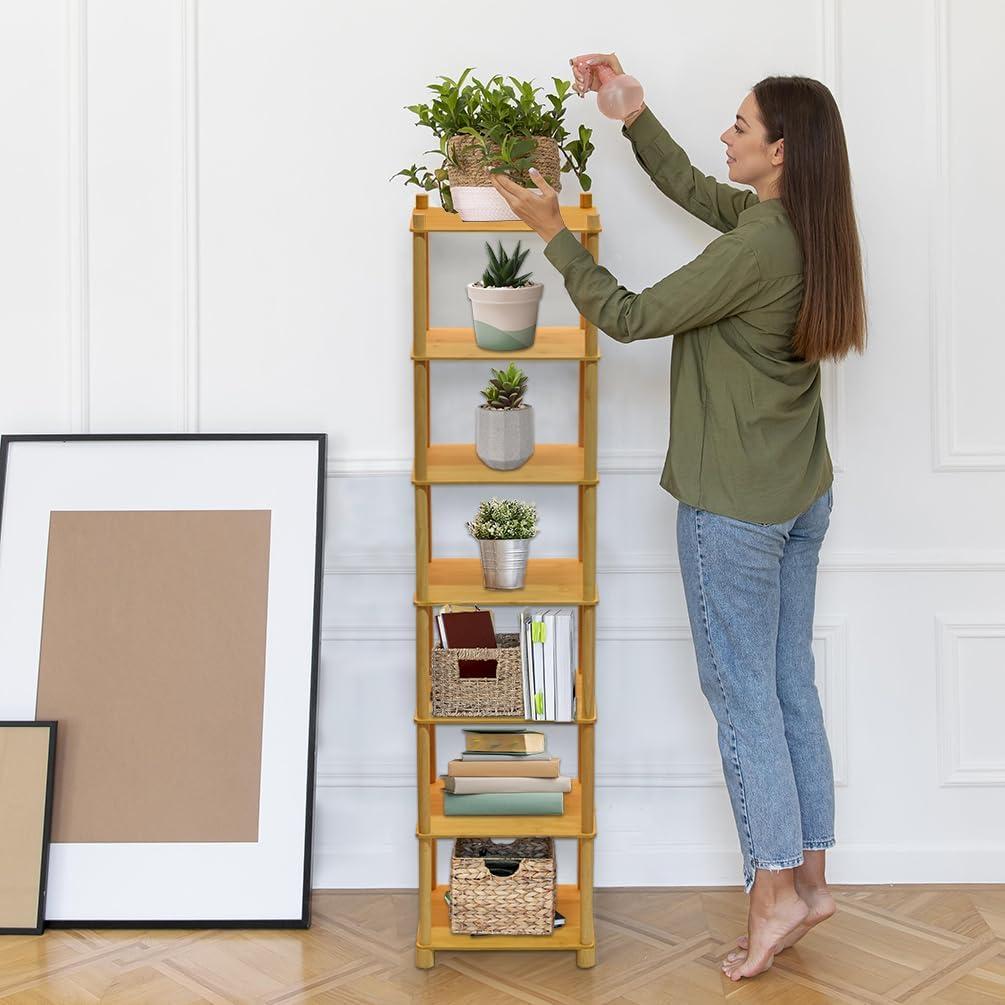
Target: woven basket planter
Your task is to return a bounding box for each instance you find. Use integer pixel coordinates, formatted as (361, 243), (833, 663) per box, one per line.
(431, 631), (525, 718)
(446, 133), (562, 222)
(449, 836), (557, 935)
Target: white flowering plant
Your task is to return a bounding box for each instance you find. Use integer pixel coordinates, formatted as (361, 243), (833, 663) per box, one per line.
(465, 497), (539, 540)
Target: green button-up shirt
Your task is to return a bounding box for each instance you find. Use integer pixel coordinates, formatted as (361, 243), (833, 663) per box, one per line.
(542, 103), (833, 525)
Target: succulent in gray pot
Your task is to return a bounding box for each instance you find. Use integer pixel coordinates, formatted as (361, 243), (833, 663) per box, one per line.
(466, 497), (539, 590)
(467, 240), (542, 351)
(476, 362), (534, 470)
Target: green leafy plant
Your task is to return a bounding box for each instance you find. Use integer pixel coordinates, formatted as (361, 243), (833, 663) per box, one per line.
(466, 497), (539, 540)
(480, 240), (532, 289)
(480, 362), (528, 409)
(389, 67), (595, 213)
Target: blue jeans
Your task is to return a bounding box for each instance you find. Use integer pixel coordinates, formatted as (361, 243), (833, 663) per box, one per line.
(676, 484), (836, 894)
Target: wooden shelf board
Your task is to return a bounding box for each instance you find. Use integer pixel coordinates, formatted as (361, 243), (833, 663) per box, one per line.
(419, 778), (593, 838)
(418, 883), (591, 951)
(413, 327), (600, 361)
(415, 443), (595, 485)
(414, 558), (597, 607)
(411, 204), (601, 234)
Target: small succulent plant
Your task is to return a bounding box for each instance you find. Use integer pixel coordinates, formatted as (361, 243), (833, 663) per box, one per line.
(480, 239), (533, 288)
(466, 497), (539, 540)
(480, 362), (528, 409)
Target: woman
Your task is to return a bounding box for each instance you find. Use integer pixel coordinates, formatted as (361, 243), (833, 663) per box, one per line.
(491, 54), (866, 982)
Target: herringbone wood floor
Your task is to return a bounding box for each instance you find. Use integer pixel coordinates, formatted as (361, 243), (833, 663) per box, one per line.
(2, 885), (1004, 1002)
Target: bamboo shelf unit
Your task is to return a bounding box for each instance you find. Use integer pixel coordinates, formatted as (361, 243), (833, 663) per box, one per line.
(410, 191), (602, 969)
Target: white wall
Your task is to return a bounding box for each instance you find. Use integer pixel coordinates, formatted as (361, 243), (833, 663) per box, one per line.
(3, 0), (1003, 890)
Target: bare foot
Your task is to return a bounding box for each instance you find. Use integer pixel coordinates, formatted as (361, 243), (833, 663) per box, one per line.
(722, 884), (836, 966)
(720, 892), (809, 981)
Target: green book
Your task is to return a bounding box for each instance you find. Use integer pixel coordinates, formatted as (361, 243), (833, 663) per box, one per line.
(442, 791), (564, 815)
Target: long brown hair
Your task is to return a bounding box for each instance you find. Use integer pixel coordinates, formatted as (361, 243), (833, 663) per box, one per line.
(752, 75), (867, 363)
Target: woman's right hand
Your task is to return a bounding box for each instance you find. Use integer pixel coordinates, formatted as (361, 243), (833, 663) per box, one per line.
(570, 52), (626, 96)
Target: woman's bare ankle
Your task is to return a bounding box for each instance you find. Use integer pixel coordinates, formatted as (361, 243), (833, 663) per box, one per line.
(793, 872), (830, 898)
(793, 850), (829, 895)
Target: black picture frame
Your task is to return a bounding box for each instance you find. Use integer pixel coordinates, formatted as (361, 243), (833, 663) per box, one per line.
(0, 720), (58, 936)
(0, 433), (326, 928)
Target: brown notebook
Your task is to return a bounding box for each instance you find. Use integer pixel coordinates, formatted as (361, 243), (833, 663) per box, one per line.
(437, 607), (499, 678)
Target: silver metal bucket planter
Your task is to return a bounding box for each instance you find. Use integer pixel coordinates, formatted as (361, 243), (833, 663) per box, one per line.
(475, 403), (534, 470)
(467, 281), (543, 352)
(473, 535), (537, 590)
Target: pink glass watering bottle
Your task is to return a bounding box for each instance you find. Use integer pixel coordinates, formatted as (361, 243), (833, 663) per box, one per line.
(573, 58), (644, 120)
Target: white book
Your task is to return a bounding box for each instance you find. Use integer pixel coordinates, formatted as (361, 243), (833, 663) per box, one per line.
(519, 607), (531, 718)
(531, 611), (546, 720)
(522, 608), (537, 720)
(571, 610), (578, 718)
(554, 609), (574, 721)
(544, 609), (557, 720)
(526, 609), (540, 720)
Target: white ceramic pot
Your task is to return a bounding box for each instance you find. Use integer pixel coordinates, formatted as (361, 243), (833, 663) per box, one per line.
(475, 403), (534, 470)
(467, 281), (543, 352)
(451, 184), (521, 222)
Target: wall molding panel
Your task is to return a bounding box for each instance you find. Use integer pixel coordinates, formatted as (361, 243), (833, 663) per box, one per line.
(179, 0), (201, 432)
(930, 0), (1005, 470)
(936, 616), (1005, 786)
(66, 0), (90, 432)
(319, 616), (849, 790)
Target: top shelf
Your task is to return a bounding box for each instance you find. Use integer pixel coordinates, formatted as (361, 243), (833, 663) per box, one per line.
(410, 193), (601, 234)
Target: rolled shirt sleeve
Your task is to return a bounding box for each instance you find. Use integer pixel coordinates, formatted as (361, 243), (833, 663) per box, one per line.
(542, 226), (762, 343)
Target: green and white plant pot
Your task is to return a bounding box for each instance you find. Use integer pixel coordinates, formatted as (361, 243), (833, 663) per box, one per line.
(467, 280), (543, 352)
(475, 403), (535, 470)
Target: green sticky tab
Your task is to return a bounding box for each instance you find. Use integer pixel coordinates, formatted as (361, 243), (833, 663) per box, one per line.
(532, 621), (547, 643)
(535, 692), (544, 715)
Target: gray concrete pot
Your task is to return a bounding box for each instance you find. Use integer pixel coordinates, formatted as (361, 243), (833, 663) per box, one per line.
(475, 403), (534, 470)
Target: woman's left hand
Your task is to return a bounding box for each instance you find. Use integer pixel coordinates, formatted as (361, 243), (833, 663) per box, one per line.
(489, 168), (567, 244)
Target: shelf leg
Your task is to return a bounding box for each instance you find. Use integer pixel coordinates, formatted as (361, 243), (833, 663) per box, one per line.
(580, 722), (595, 829)
(416, 835), (434, 967)
(578, 836), (596, 967)
(414, 484), (430, 600)
(581, 484), (597, 598)
(417, 725), (431, 834)
(415, 946), (435, 969)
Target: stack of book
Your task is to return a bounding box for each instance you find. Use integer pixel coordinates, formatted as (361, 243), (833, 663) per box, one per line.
(441, 726), (572, 816)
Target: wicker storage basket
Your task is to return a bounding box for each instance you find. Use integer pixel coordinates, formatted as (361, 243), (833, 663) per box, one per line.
(446, 133), (563, 222)
(445, 133), (562, 190)
(431, 631), (525, 718)
(448, 836), (556, 935)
